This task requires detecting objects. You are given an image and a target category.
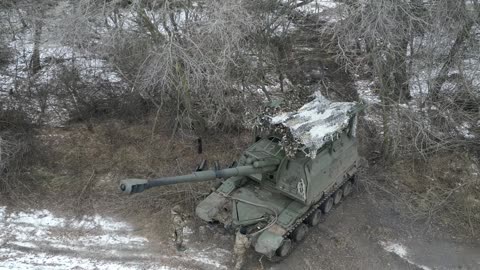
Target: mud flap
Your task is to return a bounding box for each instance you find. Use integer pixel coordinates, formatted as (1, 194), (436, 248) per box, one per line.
(254, 230), (284, 258)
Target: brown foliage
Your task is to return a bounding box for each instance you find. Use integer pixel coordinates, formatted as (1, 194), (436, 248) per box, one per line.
(0, 109), (37, 194)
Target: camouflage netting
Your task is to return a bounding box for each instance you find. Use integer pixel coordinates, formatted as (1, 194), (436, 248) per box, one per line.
(259, 92), (358, 158)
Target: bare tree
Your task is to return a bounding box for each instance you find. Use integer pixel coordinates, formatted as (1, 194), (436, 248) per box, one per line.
(325, 0), (480, 158)
(328, 0), (428, 103)
(54, 0), (265, 131)
(429, 0), (479, 102)
(7, 0), (56, 75)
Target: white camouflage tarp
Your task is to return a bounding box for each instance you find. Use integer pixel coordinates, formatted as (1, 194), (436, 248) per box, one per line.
(269, 92), (357, 158)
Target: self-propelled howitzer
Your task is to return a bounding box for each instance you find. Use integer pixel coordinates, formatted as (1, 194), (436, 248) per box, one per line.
(119, 95), (362, 260)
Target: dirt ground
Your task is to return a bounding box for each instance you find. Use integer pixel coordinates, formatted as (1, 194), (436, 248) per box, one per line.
(1, 123), (479, 270)
(260, 182), (480, 270)
(2, 178), (479, 270)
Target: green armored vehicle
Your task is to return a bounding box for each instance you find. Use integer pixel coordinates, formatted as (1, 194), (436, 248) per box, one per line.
(120, 93), (362, 259)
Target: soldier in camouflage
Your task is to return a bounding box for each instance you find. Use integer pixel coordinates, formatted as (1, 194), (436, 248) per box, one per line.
(171, 205), (187, 251)
(233, 227), (250, 270)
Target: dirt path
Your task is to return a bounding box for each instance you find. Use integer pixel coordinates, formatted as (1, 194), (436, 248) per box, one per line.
(261, 188), (480, 270)
(1, 184), (479, 270)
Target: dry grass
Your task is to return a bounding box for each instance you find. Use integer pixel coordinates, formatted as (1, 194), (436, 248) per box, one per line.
(364, 152), (480, 240)
(2, 116), (251, 239)
(0, 109), (38, 196)
(4, 113), (478, 241)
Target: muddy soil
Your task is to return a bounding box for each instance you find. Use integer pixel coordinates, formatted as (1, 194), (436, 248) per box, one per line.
(258, 183), (480, 270)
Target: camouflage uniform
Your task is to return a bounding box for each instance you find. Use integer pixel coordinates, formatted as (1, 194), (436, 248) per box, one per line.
(233, 229), (250, 270)
(171, 205), (187, 251)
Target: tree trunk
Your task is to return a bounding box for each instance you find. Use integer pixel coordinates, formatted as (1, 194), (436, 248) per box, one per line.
(137, 8), (164, 43)
(30, 18), (42, 75)
(392, 38), (410, 103)
(430, 19), (474, 102)
(374, 57), (393, 160)
(175, 61), (206, 133)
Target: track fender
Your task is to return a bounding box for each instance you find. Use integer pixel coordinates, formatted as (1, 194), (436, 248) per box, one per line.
(254, 229), (284, 258)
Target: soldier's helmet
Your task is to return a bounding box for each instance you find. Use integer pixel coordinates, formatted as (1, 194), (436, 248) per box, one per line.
(171, 205), (182, 214)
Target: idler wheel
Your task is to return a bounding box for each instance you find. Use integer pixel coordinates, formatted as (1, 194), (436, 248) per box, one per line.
(333, 189), (343, 205)
(305, 209), (322, 226)
(291, 223), (308, 242)
(321, 197), (334, 214)
(342, 181), (353, 197)
(276, 239), (292, 257)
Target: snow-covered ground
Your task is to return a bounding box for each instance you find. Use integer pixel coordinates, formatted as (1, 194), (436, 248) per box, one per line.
(0, 206), (231, 270)
(355, 80), (380, 104)
(380, 241), (432, 270)
(297, 0), (338, 14)
(380, 239), (480, 270)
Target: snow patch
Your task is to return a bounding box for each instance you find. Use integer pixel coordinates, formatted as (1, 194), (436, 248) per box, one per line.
(7, 209), (65, 227)
(380, 241), (432, 270)
(0, 206), (228, 269)
(71, 214), (132, 231)
(9, 241), (38, 249)
(0, 207), (157, 270)
(297, 0), (338, 14)
(0, 249), (168, 270)
(181, 247), (230, 270)
(188, 254), (225, 269)
(0, 206), (5, 220)
(355, 80), (380, 104)
(457, 122), (475, 139)
(184, 226), (194, 235)
(382, 241), (408, 257)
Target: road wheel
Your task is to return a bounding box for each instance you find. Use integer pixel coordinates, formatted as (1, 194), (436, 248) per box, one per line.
(291, 223), (308, 242)
(276, 239), (292, 257)
(333, 189), (343, 205)
(342, 181), (353, 197)
(320, 197), (334, 214)
(305, 209), (322, 226)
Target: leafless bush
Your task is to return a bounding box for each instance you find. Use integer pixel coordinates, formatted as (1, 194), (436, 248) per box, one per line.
(38, 64), (149, 124)
(0, 109), (36, 193)
(50, 0), (264, 131)
(411, 179), (480, 236)
(0, 135), (28, 177)
(398, 154), (479, 236)
(0, 137), (16, 174)
(0, 42), (11, 68)
(0, 12), (12, 74)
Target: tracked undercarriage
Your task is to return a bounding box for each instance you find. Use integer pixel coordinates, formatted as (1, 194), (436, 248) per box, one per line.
(269, 175), (356, 260)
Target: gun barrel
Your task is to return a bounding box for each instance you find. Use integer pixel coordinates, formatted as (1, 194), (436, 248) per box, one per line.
(120, 164), (278, 194)
(149, 165), (276, 187)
